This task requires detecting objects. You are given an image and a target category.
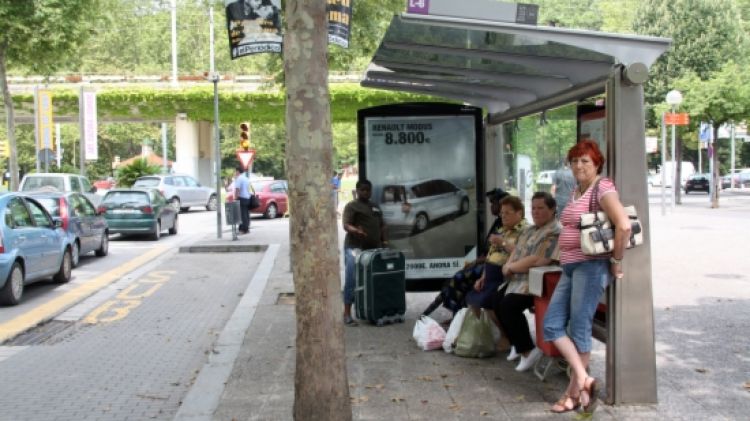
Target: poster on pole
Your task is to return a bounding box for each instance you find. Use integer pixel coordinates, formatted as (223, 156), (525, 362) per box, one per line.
(82, 90), (98, 161)
(358, 103), (483, 287)
(36, 89), (54, 151)
(225, 0), (282, 58)
(327, 0), (352, 48)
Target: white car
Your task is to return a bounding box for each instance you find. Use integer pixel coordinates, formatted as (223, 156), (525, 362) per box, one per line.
(133, 174), (217, 212)
(19, 173), (101, 206)
(378, 179), (469, 237)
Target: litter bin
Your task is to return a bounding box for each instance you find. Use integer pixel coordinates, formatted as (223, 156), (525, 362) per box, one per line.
(225, 200), (240, 226)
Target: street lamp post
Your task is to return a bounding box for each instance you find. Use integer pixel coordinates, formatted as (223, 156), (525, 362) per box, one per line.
(208, 5), (222, 239)
(666, 90), (682, 211)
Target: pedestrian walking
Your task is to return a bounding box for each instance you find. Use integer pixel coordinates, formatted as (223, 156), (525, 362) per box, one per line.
(234, 166), (251, 234)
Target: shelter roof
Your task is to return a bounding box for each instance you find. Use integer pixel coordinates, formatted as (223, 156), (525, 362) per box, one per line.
(362, 13), (671, 122)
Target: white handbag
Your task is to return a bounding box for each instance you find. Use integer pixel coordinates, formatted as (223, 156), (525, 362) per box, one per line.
(579, 179), (643, 256)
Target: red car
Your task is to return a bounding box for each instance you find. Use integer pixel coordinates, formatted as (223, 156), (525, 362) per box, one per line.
(227, 179), (289, 219)
(251, 180), (288, 218)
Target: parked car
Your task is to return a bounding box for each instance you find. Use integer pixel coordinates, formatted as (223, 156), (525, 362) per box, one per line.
(735, 169), (750, 187)
(133, 174), (217, 213)
(0, 193), (73, 305)
(251, 179), (289, 218)
(684, 173), (710, 194)
(97, 189), (178, 240)
(25, 191), (109, 266)
(378, 178), (469, 236)
(19, 172), (100, 205)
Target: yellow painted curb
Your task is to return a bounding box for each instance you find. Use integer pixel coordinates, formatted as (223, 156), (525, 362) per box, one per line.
(0, 245), (169, 343)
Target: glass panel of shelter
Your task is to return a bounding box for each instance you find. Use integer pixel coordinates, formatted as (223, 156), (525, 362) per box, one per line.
(492, 100), (607, 220)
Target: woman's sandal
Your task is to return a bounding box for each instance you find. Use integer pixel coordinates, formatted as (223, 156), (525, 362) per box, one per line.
(580, 377), (600, 414)
(550, 393), (580, 413)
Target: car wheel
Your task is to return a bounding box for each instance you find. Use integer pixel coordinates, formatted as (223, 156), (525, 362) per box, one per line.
(0, 262), (24, 306)
(71, 240), (80, 267)
(169, 216), (179, 235)
(95, 232), (109, 257)
(206, 195), (218, 211)
(170, 197), (181, 212)
(684, 189), (689, 195)
(151, 221), (161, 241)
(265, 203), (278, 219)
(460, 197), (470, 214)
(414, 212), (429, 233)
(53, 248), (72, 284)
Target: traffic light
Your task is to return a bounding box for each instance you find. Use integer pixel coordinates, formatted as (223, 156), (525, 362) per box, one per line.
(239, 122), (251, 151)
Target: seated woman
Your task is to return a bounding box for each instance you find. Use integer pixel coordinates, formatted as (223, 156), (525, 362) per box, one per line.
(495, 192), (560, 372)
(465, 195), (527, 327)
(421, 188), (508, 319)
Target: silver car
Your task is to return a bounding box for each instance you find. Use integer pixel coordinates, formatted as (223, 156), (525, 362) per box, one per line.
(378, 178), (469, 236)
(133, 174), (217, 212)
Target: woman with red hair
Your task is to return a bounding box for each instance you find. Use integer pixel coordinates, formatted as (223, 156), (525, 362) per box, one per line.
(543, 140), (631, 414)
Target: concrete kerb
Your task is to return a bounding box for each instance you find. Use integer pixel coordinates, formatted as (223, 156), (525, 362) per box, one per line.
(173, 243), (280, 421)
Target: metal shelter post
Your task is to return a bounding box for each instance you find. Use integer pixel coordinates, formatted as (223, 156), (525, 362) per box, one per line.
(606, 66), (658, 404)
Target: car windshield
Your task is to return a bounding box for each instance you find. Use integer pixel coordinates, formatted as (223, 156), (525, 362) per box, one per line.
(133, 178), (160, 187)
(35, 197), (61, 217)
(21, 176), (65, 191)
(103, 191), (150, 205)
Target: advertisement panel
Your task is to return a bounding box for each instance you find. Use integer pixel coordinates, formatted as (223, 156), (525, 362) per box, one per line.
(327, 0), (352, 48)
(225, 0), (282, 58)
(359, 104), (483, 286)
(82, 91), (98, 161)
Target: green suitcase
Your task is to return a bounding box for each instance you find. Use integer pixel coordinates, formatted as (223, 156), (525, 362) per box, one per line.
(354, 248), (406, 326)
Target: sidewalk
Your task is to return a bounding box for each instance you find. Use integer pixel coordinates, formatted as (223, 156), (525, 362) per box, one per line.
(178, 205), (750, 420)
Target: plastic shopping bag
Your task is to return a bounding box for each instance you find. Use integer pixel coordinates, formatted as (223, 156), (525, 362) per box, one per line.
(443, 308), (468, 353)
(412, 316), (447, 351)
(453, 309), (496, 358)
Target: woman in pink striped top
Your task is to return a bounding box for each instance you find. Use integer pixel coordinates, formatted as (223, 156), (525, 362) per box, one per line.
(543, 140), (631, 414)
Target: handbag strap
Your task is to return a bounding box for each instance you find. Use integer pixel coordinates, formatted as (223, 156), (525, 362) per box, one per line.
(587, 178), (602, 218)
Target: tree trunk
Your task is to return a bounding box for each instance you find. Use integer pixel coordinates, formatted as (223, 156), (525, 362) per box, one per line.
(0, 43), (20, 190)
(711, 126), (720, 208)
(284, 1), (352, 420)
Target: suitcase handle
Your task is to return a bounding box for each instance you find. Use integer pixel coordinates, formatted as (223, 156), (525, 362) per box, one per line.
(378, 250), (401, 260)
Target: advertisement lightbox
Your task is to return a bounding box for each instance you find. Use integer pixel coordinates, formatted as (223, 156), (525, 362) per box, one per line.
(358, 103), (483, 289)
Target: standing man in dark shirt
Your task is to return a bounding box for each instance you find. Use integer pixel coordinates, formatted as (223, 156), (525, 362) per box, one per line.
(342, 179), (387, 326)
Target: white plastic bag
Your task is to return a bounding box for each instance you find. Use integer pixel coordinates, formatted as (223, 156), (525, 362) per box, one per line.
(412, 316), (446, 351)
(442, 308), (468, 353)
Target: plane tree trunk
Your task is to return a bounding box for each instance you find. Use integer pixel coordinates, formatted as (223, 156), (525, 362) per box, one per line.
(284, 0), (352, 420)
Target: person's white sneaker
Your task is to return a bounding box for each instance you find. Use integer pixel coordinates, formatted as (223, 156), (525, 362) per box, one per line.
(506, 346), (520, 361)
(515, 347), (542, 372)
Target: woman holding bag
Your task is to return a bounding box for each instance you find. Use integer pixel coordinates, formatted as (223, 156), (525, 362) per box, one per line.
(543, 140), (631, 414)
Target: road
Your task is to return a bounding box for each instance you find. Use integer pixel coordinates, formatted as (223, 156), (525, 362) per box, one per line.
(0, 210), (281, 421)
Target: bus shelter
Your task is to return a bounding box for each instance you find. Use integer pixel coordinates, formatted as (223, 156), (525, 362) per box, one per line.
(361, 10), (670, 405)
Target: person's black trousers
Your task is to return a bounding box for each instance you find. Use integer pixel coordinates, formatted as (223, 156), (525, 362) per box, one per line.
(238, 197), (251, 233)
(494, 292), (535, 354)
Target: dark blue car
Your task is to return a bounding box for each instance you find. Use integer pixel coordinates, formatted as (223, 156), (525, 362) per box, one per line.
(26, 191), (109, 266)
(0, 193), (73, 306)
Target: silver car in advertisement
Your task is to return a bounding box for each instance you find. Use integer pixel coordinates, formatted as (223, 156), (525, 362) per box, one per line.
(379, 179), (470, 237)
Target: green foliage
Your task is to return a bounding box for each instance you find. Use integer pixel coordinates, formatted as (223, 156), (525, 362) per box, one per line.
(673, 62), (750, 174)
(0, 0), (103, 74)
(632, 0), (748, 114)
(115, 157), (160, 187)
(9, 83), (438, 124)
